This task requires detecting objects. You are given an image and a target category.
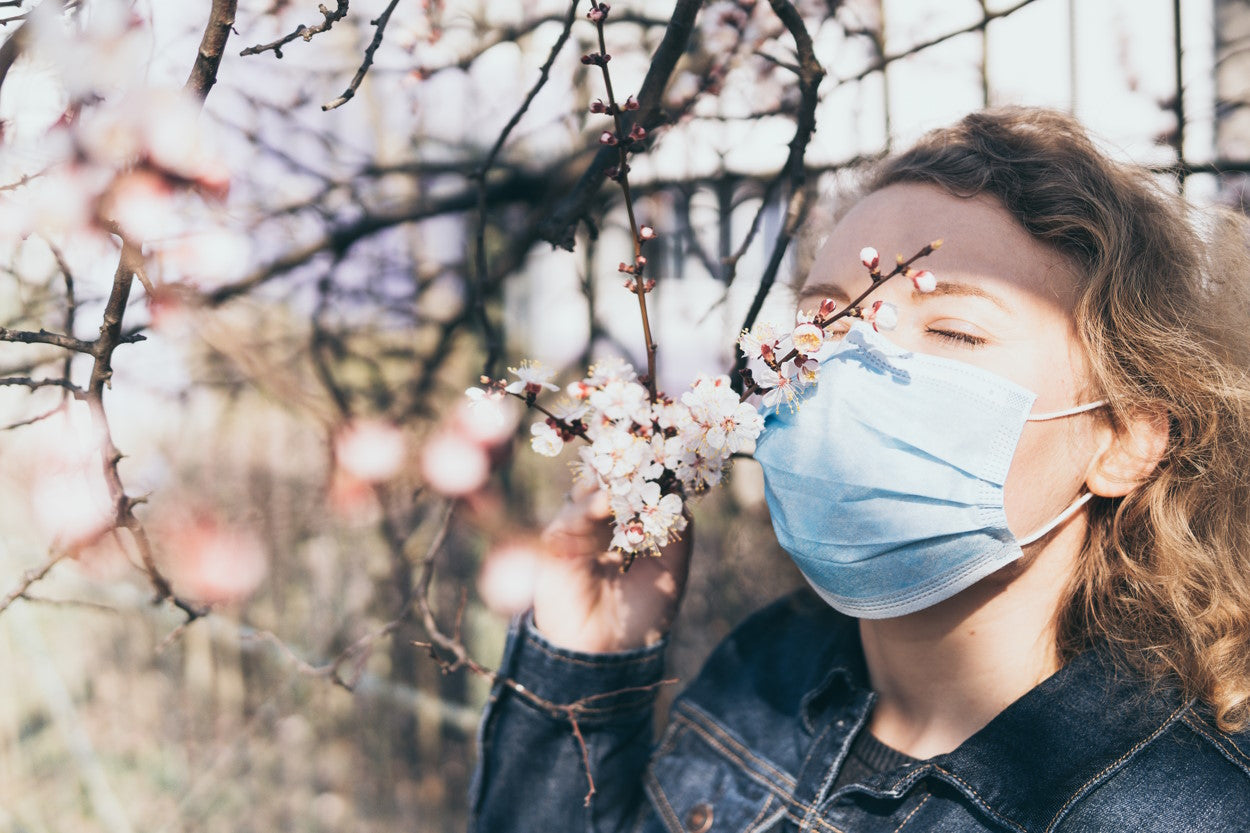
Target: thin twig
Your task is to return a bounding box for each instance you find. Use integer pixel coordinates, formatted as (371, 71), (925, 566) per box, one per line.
(47, 241), (78, 397)
(0, 376), (85, 396)
(538, 0), (705, 250)
(470, 0), (580, 378)
(0, 552), (69, 616)
(732, 0), (825, 390)
(588, 2), (659, 398)
(0, 326), (93, 353)
(833, 0), (1042, 87)
(322, 0), (400, 111)
(1, 401), (68, 431)
(239, 0), (349, 58)
(0, 167), (48, 192)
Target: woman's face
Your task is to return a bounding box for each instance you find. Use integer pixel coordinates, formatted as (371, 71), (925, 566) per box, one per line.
(797, 182), (1101, 542)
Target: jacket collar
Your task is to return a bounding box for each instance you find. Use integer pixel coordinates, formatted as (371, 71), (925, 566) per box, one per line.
(928, 648), (1192, 832)
(800, 612), (1192, 832)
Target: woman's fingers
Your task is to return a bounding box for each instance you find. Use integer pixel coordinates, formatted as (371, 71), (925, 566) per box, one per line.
(541, 482), (614, 561)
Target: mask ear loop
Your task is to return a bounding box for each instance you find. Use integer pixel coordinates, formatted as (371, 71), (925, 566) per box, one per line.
(1017, 399), (1108, 546)
(1026, 399), (1107, 421)
(1017, 491), (1096, 547)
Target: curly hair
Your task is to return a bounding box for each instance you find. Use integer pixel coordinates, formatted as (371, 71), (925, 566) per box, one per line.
(867, 107), (1250, 731)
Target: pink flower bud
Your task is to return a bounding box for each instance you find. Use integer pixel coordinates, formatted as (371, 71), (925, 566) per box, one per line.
(623, 278), (656, 293)
(628, 124), (647, 142)
(860, 246), (879, 270)
(599, 131), (618, 146)
(622, 521), (646, 547)
(589, 99), (607, 114)
(635, 255), (647, 269)
(618, 261), (635, 274)
(624, 95), (640, 111)
(866, 299), (898, 332)
(587, 6), (606, 22)
(910, 269), (936, 293)
(818, 297), (838, 318)
(639, 225), (657, 241)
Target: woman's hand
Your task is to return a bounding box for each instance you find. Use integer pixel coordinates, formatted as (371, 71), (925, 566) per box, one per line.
(531, 479), (693, 653)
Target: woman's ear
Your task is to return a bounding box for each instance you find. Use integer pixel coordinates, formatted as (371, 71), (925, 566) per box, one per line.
(1085, 408), (1169, 498)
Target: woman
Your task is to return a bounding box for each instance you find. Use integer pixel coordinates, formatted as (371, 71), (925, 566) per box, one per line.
(469, 108), (1250, 832)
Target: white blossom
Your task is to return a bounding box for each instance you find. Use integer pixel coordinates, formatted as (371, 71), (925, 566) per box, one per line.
(588, 379), (651, 425)
(738, 322), (780, 360)
(505, 361), (560, 394)
(587, 356), (637, 385)
(791, 322), (824, 356)
(530, 421), (564, 457)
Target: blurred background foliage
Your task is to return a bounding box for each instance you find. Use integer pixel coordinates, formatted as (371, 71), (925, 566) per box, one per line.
(1, 0), (1248, 830)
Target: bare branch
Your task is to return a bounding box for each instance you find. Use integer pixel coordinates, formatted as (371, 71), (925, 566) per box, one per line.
(0, 326), (93, 353)
(1, 401), (68, 431)
(0, 375), (85, 396)
(733, 0), (825, 388)
(538, 0), (705, 250)
(203, 167), (553, 304)
(239, 0), (349, 58)
(321, 0), (400, 111)
(185, 0), (239, 101)
(471, 0), (580, 378)
(0, 2), (34, 99)
(0, 551), (69, 616)
(835, 0), (1042, 86)
(0, 167), (48, 192)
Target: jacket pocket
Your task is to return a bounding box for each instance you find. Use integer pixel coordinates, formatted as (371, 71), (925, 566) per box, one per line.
(644, 706), (790, 833)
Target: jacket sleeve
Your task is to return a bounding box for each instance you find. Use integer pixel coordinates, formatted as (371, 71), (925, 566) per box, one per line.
(468, 613), (667, 833)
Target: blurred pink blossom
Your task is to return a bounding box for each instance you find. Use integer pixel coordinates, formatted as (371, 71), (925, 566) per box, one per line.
(477, 543), (540, 615)
(106, 169), (177, 239)
(455, 394), (518, 447)
(161, 511), (268, 605)
(32, 463), (114, 547)
(419, 430), (489, 496)
(335, 419), (406, 483)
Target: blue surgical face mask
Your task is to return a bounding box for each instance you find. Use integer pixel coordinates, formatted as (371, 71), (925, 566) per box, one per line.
(753, 321), (1105, 619)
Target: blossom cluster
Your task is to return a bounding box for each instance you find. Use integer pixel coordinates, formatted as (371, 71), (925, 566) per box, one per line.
(737, 244), (941, 408)
(470, 359), (764, 560)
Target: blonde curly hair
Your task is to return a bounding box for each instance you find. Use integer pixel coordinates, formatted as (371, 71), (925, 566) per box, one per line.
(869, 107), (1250, 732)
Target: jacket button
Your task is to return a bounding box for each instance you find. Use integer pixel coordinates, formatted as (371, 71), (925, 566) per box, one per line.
(685, 802), (713, 832)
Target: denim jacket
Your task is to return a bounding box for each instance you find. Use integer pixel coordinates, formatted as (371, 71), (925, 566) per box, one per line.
(470, 590), (1250, 832)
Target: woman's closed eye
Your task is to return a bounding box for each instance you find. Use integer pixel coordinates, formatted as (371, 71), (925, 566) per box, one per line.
(926, 326), (988, 347)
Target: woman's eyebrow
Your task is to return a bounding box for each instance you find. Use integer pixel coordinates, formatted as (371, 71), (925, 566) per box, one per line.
(795, 282), (851, 303)
(913, 280), (1014, 314)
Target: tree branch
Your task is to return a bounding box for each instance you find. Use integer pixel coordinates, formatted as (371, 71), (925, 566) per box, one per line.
(0, 376), (85, 396)
(537, 0), (705, 250)
(470, 0), (580, 378)
(0, 326), (93, 353)
(733, 0), (825, 387)
(239, 0), (349, 58)
(185, 0), (239, 101)
(321, 0), (400, 110)
(0, 552), (69, 616)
